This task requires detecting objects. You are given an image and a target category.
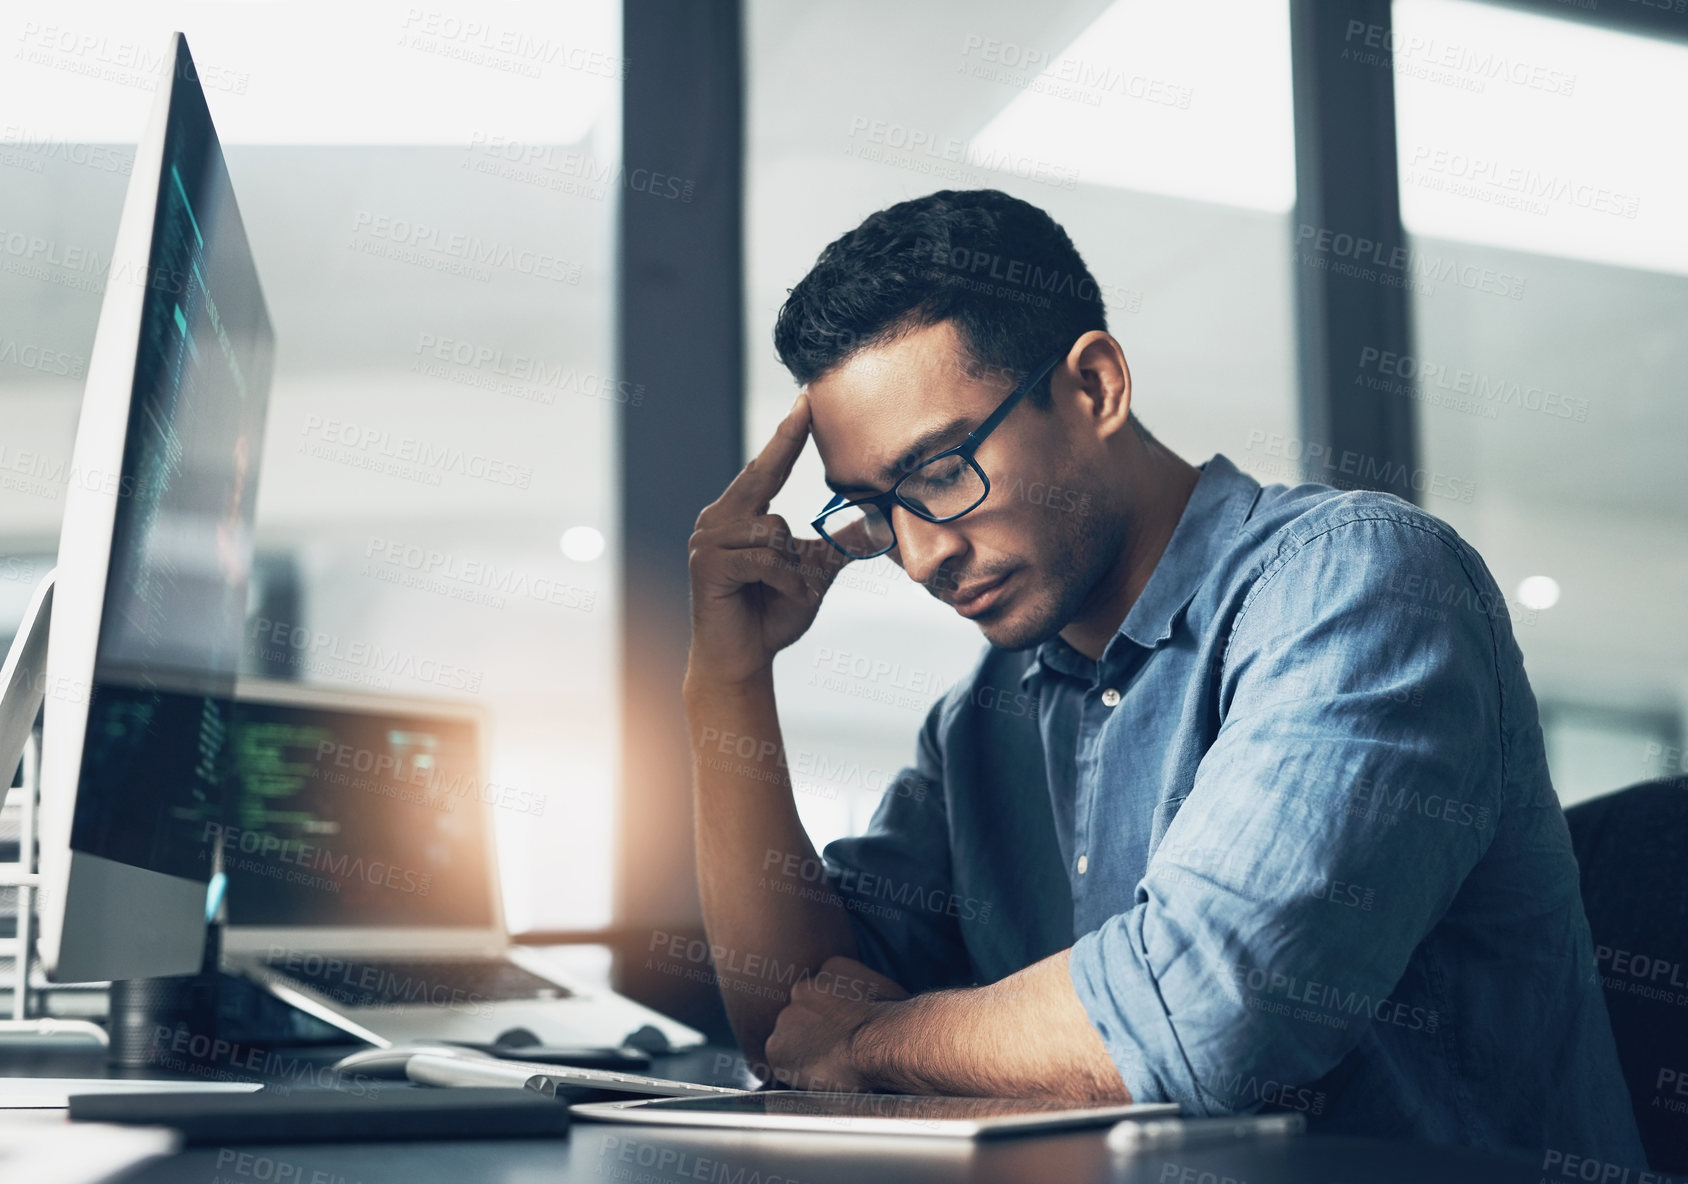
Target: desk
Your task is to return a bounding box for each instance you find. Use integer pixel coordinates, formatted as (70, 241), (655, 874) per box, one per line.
(1, 1044), (1541, 1184)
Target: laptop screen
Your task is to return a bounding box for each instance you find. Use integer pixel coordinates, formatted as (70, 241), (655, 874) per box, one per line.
(217, 694), (497, 929)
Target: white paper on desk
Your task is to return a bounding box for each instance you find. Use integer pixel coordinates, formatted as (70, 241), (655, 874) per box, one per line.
(0, 1077), (263, 1108)
(0, 1118), (178, 1184)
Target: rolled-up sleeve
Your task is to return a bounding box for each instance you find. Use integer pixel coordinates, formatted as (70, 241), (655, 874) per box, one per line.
(1069, 514), (1505, 1113)
(821, 697), (974, 995)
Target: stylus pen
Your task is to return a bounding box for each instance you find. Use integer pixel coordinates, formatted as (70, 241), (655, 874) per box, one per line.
(1108, 1112), (1306, 1150)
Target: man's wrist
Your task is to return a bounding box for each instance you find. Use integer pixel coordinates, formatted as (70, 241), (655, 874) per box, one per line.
(846, 998), (916, 1093)
(683, 665), (774, 713)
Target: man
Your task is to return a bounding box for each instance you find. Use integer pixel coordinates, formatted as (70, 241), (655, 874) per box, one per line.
(684, 189), (1642, 1162)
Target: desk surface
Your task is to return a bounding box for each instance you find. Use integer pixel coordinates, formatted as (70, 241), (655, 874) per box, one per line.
(1, 1043), (1542, 1184)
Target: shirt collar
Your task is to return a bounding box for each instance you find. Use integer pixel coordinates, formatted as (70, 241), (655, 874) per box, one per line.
(1021, 453), (1260, 686)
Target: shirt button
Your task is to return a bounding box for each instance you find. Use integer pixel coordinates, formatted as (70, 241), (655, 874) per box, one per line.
(1076, 854), (1089, 875)
(1101, 688), (1121, 707)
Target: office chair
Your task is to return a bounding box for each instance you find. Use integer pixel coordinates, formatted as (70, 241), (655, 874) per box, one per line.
(1564, 775), (1688, 1174)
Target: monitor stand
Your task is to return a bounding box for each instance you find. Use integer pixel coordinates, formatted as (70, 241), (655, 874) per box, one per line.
(0, 570), (107, 1046)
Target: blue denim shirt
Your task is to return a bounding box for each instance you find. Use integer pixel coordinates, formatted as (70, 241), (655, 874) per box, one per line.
(823, 454), (1644, 1165)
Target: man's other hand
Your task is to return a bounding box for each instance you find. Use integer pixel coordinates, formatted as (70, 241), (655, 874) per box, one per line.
(763, 955), (909, 1092)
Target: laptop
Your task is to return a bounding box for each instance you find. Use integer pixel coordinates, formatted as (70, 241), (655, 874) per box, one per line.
(219, 679), (702, 1051)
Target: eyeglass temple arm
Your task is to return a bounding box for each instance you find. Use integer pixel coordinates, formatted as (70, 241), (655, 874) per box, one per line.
(812, 492), (860, 529)
(961, 354), (1062, 450)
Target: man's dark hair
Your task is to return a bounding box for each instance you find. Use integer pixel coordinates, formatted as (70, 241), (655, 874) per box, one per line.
(773, 189), (1108, 407)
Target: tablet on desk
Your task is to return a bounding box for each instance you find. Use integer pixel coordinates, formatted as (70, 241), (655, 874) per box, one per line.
(571, 1091), (1178, 1139)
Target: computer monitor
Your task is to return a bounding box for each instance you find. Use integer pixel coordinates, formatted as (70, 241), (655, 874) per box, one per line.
(35, 32), (273, 982)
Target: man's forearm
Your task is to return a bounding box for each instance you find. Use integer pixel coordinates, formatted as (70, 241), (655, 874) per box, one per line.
(687, 672), (860, 1068)
(852, 950), (1129, 1101)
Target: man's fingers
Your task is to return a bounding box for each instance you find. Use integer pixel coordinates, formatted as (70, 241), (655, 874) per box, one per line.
(714, 548), (815, 604)
(717, 394), (812, 518)
(691, 520), (848, 602)
(820, 955), (909, 1001)
(764, 1027), (794, 1083)
(694, 515), (797, 554)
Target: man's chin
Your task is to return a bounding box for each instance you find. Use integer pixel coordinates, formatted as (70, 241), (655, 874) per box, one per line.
(973, 601), (1065, 652)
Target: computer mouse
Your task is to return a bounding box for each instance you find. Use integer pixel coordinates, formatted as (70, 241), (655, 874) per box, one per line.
(622, 1024), (674, 1055)
(330, 1043), (491, 1079)
(493, 1026), (541, 1049)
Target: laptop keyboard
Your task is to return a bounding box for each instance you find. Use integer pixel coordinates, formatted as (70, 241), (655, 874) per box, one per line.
(264, 955), (574, 1009)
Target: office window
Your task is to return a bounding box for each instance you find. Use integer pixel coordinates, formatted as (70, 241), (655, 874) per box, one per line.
(0, 1), (625, 932)
(1390, 0), (1688, 806)
(1541, 705), (1682, 810)
(746, 0), (1298, 849)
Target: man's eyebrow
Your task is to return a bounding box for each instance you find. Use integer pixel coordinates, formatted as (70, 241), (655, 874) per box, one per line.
(824, 416), (974, 496)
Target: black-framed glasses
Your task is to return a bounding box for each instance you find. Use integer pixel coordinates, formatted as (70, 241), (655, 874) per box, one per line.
(811, 349), (1064, 560)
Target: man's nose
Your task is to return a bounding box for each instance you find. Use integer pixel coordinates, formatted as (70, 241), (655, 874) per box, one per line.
(890, 507), (966, 594)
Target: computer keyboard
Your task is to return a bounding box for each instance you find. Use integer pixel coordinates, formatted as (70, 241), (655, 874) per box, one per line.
(264, 955), (573, 1008)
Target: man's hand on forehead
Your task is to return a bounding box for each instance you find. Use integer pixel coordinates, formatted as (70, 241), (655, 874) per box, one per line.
(686, 393), (856, 689)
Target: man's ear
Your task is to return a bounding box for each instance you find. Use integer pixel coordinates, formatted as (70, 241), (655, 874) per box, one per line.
(1060, 331), (1132, 441)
